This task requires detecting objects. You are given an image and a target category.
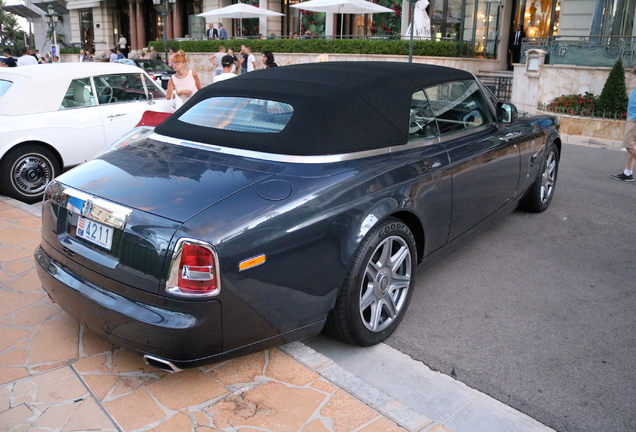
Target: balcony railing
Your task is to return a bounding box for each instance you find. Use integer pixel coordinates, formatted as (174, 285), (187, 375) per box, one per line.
(522, 36), (636, 68)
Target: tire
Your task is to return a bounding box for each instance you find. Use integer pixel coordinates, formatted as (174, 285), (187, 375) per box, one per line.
(519, 142), (559, 213)
(0, 144), (60, 204)
(325, 217), (417, 346)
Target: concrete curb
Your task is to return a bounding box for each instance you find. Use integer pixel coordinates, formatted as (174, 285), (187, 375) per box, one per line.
(281, 341), (436, 432)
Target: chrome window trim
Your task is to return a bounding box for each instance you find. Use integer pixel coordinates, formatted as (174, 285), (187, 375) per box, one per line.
(149, 133), (433, 163)
(437, 123), (496, 142)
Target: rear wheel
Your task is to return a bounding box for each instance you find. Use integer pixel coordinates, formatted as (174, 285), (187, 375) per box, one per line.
(0, 144), (60, 204)
(519, 142), (559, 212)
(325, 217), (416, 346)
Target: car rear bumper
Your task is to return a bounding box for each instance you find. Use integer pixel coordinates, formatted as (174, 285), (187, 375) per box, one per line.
(34, 244), (223, 363)
(34, 245), (326, 369)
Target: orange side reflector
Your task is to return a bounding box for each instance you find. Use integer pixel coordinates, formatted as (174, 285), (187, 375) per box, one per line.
(239, 254), (266, 272)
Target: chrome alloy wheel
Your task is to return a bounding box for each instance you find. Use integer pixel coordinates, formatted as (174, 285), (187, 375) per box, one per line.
(11, 153), (54, 196)
(540, 150), (557, 205)
(359, 235), (412, 332)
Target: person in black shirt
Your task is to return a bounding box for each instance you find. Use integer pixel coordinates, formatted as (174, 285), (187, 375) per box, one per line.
(509, 24), (526, 68)
(3, 49), (17, 67)
(261, 51), (278, 68)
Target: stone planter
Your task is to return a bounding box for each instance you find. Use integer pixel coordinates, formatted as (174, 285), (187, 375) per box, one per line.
(537, 110), (625, 148)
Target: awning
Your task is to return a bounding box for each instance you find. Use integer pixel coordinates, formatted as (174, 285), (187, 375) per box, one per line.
(1, 4), (42, 19)
(66, 0), (102, 9)
(32, 0), (68, 14)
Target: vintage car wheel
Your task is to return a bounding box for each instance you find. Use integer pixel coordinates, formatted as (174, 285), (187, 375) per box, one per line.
(326, 217), (416, 346)
(0, 144), (60, 204)
(520, 142), (560, 212)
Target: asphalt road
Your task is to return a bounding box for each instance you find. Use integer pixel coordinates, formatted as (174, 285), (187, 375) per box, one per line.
(380, 143), (635, 432)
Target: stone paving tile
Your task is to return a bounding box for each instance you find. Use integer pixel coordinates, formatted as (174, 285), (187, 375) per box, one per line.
(0, 198), (432, 432)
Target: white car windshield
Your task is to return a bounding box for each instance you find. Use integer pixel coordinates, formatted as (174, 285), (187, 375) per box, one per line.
(0, 79), (12, 99)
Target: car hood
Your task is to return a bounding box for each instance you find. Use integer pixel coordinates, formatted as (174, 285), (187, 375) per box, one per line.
(55, 141), (274, 223)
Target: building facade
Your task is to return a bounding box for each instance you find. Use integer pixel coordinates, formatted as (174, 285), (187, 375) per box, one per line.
(2, 0), (633, 66)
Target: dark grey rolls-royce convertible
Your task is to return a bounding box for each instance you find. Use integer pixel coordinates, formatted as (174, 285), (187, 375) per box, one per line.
(35, 62), (560, 371)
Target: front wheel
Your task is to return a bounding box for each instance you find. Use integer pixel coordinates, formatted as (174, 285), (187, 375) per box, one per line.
(519, 142), (560, 212)
(325, 217), (417, 346)
(0, 144), (60, 204)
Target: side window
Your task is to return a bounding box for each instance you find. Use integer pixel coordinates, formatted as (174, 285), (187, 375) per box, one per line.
(60, 78), (96, 109)
(409, 90), (439, 141)
(94, 73), (147, 105)
(424, 80), (494, 136)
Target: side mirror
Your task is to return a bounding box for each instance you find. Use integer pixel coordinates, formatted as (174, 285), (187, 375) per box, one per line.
(497, 102), (518, 123)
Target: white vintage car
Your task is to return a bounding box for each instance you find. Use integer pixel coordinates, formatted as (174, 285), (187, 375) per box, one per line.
(0, 63), (172, 203)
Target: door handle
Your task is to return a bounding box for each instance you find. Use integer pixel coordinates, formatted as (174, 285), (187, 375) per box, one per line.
(106, 113), (127, 119)
(500, 131), (522, 141)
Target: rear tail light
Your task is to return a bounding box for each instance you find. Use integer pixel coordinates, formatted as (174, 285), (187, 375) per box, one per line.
(166, 239), (220, 297)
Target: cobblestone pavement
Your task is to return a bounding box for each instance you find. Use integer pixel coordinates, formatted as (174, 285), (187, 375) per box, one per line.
(0, 197), (450, 432)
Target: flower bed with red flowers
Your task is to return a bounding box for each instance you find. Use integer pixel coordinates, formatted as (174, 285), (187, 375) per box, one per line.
(543, 92), (626, 119)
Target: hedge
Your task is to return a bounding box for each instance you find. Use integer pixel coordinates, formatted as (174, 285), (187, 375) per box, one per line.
(148, 38), (459, 57)
(61, 47), (81, 54)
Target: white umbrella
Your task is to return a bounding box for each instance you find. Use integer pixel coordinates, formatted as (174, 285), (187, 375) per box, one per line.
(290, 0), (394, 37)
(198, 3), (284, 37)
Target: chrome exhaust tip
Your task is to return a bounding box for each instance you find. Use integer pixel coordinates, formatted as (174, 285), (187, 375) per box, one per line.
(143, 354), (182, 373)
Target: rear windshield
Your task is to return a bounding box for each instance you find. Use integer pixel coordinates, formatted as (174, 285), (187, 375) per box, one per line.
(136, 60), (173, 71)
(178, 97), (293, 133)
(0, 79), (12, 99)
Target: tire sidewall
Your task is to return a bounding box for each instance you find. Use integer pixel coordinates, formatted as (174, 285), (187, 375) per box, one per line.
(537, 143), (559, 211)
(0, 145), (59, 204)
(347, 218), (417, 346)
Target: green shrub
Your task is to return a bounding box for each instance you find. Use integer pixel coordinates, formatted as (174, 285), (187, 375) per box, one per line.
(60, 47), (80, 54)
(596, 58), (628, 117)
(149, 38), (459, 57)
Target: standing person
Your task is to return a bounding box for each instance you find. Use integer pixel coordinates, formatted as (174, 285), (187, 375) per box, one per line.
(218, 23), (227, 40)
(168, 47), (176, 67)
(214, 55), (237, 83)
(2, 49), (17, 67)
(118, 34), (128, 58)
(116, 48), (125, 59)
(611, 67), (636, 182)
(17, 47), (38, 66)
(508, 24), (525, 68)
(245, 46), (256, 72)
(227, 48), (238, 73)
(78, 49), (89, 62)
(109, 49), (118, 62)
(210, 46), (226, 76)
(207, 23), (218, 39)
(261, 51), (277, 68)
(147, 46), (158, 60)
(239, 45), (248, 74)
(166, 50), (202, 107)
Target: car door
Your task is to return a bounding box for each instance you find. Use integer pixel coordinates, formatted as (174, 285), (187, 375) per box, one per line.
(51, 77), (107, 165)
(425, 79), (521, 241)
(93, 72), (171, 146)
(403, 89), (453, 255)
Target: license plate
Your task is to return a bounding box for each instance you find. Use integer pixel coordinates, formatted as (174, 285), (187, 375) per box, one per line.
(77, 216), (114, 250)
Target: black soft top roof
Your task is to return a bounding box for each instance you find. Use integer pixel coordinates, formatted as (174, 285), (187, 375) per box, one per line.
(155, 62), (474, 156)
